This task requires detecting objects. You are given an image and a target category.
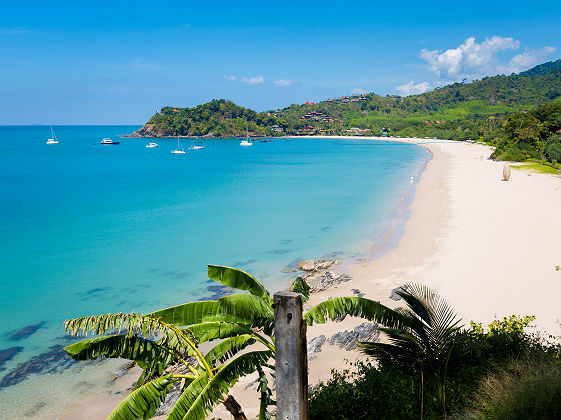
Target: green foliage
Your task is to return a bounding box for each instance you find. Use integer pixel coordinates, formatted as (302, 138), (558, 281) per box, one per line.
(309, 362), (416, 419)
(108, 374), (178, 420)
(491, 102), (561, 162)
(137, 59), (561, 141)
(471, 357), (561, 419)
(310, 314), (561, 419)
(207, 264), (268, 299)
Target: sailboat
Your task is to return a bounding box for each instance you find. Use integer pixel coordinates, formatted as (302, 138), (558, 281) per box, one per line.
(46, 126), (59, 144)
(240, 125), (252, 147)
(190, 140), (205, 150)
(171, 137), (186, 154)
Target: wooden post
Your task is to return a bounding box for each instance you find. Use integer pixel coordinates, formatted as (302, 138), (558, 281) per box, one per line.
(274, 291), (309, 420)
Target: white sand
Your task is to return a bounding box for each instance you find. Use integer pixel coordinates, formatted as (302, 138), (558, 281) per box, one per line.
(58, 137), (561, 419)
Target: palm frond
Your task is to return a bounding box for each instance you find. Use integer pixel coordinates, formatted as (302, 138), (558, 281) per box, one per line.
(291, 277), (311, 303)
(63, 312), (197, 360)
(208, 265), (267, 299)
(217, 294), (274, 331)
(64, 334), (175, 368)
(149, 300), (228, 327)
(107, 374), (178, 420)
(204, 334), (257, 367)
(186, 322), (251, 344)
(304, 297), (407, 328)
(168, 350), (273, 420)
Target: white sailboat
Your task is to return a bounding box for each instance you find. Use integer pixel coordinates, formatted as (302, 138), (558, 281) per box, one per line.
(190, 140), (205, 150)
(171, 137), (186, 154)
(46, 126), (59, 144)
(240, 125), (252, 147)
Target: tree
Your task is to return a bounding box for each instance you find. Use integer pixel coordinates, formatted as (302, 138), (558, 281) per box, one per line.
(356, 284), (462, 418)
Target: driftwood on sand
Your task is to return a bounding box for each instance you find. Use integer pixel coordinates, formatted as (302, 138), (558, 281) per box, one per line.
(502, 163), (511, 181)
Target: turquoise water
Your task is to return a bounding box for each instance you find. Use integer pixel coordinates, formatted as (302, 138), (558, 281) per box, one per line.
(0, 125), (428, 414)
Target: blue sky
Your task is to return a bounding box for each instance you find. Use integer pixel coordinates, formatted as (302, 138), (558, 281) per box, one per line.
(1, 0), (560, 124)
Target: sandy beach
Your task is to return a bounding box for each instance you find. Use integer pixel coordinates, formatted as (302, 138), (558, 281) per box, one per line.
(59, 137), (561, 419)
(207, 136), (561, 419)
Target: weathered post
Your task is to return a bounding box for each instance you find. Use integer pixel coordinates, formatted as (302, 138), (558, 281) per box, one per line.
(273, 291), (309, 420)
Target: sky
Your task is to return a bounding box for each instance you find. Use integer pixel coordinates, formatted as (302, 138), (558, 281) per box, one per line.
(1, 0), (560, 124)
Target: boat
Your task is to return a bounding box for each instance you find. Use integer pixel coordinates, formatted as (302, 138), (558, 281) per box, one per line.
(190, 140), (205, 150)
(240, 125), (253, 147)
(146, 142), (158, 148)
(171, 137), (186, 154)
(101, 138), (120, 145)
(260, 139), (272, 143)
(46, 126), (59, 144)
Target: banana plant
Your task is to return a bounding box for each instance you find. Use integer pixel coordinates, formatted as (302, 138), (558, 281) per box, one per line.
(64, 264), (410, 419)
(63, 265), (307, 420)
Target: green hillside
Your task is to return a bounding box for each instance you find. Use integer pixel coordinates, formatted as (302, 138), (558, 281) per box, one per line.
(130, 59), (561, 143)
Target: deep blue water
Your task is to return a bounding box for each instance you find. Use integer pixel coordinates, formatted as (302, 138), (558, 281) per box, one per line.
(0, 125), (428, 413)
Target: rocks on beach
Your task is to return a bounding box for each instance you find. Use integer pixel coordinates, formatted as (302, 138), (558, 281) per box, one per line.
(308, 271), (352, 293)
(295, 258), (340, 272)
(328, 323), (380, 351)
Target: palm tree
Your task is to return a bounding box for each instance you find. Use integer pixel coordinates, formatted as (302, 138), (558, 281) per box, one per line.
(356, 284), (462, 418)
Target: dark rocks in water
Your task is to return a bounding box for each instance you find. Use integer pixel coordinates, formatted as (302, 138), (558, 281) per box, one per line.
(0, 346), (24, 372)
(231, 258), (258, 267)
(24, 401), (47, 417)
(86, 287), (110, 295)
(264, 249), (292, 255)
(8, 322), (46, 341)
(307, 335), (326, 360)
(201, 284), (233, 301)
(329, 323), (380, 351)
(0, 345), (76, 389)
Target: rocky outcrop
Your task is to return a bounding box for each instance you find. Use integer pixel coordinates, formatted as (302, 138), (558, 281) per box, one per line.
(308, 271), (352, 293)
(296, 259), (340, 272)
(328, 323), (380, 351)
(127, 123), (159, 138)
(307, 335), (326, 360)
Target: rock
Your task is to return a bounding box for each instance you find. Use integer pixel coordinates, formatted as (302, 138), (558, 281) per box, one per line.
(329, 323), (380, 351)
(0, 346), (24, 372)
(296, 258), (340, 272)
(8, 322), (46, 341)
(390, 286), (407, 301)
(351, 289), (365, 298)
(309, 271), (352, 292)
(155, 382), (183, 416)
(307, 335), (326, 360)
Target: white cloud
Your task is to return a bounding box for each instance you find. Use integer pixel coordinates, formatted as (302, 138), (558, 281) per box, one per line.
(420, 36), (520, 80)
(419, 36), (556, 82)
(395, 36), (556, 96)
(505, 46), (556, 73)
(274, 79), (292, 86)
(240, 75), (264, 84)
(395, 81), (431, 96)
(351, 88), (368, 94)
(225, 74), (264, 84)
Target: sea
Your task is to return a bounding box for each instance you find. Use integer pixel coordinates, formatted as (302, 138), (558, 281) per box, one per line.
(0, 125), (430, 418)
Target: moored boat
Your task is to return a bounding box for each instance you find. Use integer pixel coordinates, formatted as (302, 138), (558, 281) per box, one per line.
(101, 138), (120, 145)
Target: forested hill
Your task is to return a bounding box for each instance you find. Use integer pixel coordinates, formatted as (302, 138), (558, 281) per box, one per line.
(130, 59), (561, 141)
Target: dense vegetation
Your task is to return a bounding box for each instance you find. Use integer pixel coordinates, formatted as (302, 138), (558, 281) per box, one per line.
(309, 315), (561, 419)
(491, 102), (561, 163)
(132, 59), (561, 146)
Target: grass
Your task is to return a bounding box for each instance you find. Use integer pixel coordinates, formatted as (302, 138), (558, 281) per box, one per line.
(470, 357), (561, 419)
(511, 161), (560, 174)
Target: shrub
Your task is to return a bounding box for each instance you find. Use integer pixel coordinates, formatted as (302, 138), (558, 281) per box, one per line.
(309, 361), (417, 419)
(471, 356), (561, 419)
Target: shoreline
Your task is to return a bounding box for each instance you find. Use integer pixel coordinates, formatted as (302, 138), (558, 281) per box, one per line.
(25, 136), (561, 418)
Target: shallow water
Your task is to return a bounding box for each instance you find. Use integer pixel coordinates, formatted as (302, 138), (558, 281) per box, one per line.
(0, 126), (429, 416)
